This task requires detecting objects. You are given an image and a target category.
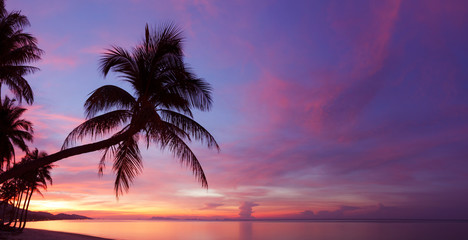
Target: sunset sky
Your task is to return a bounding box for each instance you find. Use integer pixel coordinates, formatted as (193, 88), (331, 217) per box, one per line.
(6, 0), (468, 219)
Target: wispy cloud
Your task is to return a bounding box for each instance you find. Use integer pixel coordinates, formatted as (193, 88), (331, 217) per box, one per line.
(199, 202), (224, 210)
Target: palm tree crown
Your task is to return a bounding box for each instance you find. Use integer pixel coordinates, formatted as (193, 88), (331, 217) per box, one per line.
(0, 97), (33, 170)
(0, 0), (42, 104)
(20, 149), (53, 194)
(63, 24), (219, 197)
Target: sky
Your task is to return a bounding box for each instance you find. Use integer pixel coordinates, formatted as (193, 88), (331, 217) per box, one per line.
(4, 0), (468, 220)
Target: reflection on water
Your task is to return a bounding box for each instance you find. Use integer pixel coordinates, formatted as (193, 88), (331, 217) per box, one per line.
(26, 220), (468, 240)
(239, 222), (253, 240)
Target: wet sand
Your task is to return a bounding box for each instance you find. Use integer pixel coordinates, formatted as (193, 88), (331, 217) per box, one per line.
(0, 228), (112, 240)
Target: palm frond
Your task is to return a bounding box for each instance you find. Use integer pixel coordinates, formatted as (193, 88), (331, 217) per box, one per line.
(1, 11), (30, 30)
(1, 76), (34, 104)
(12, 119), (33, 133)
(144, 22), (183, 57)
(99, 47), (137, 80)
(62, 110), (131, 149)
(84, 85), (136, 118)
(0, 97), (33, 169)
(10, 134), (31, 152)
(5, 42), (42, 65)
(0, 66), (39, 78)
(113, 134), (142, 197)
(0, 8), (42, 105)
(159, 109), (219, 150)
(155, 92), (193, 117)
(158, 59), (213, 111)
(98, 145), (117, 176)
(152, 126), (208, 188)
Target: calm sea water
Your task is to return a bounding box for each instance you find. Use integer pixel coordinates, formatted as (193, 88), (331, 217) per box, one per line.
(26, 219), (468, 240)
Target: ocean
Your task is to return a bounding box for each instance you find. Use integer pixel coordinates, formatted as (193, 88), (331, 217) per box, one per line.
(26, 219), (468, 240)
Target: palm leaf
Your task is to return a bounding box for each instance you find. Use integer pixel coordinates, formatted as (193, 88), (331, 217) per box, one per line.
(84, 85), (136, 118)
(98, 144), (117, 176)
(151, 124), (208, 188)
(113, 134), (142, 197)
(62, 110), (131, 149)
(158, 59), (213, 111)
(159, 109), (219, 150)
(99, 46), (137, 81)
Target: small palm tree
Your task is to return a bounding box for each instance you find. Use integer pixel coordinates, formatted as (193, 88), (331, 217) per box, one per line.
(0, 97), (33, 170)
(0, 0), (43, 104)
(17, 149), (52, 230)
(0, 179), (17, 227)
(0, 149), (52, 231)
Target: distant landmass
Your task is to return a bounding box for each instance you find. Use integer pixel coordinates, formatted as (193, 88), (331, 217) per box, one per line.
(150, 216), (178, 221)
(0, 205), (91, 221)
(27, 211), (91, 221)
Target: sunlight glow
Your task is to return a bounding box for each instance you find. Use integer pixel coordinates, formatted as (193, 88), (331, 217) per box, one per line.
(177, 189), (224, 198)
(29, 200), (77, 212)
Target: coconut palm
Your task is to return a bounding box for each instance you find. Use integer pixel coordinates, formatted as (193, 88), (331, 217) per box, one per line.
(0, 0), (43, 104)
(0, 149), (52, 231)
(17, 149), (52, 230)
(0, 179), (17, 227)
(62, 23), (219, 196)
(0, 24), (218, 196)
(0, 97), (33, 170)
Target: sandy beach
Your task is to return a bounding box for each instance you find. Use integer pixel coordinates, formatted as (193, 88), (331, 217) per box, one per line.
(0, 229), (112, 240)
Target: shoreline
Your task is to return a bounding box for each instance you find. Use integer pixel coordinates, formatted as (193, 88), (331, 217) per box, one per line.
(0, 228), (113, 240)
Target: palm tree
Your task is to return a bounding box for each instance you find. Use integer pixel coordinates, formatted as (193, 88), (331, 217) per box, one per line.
(17, 149), (52, 230)
(0, 149), (52, 231)
(63, 23), (219, 196)
(0, 97), (33, 170)
(0, 179), (17, 227)
(0, 0), (42, 104)
(0, 24), (219, 197)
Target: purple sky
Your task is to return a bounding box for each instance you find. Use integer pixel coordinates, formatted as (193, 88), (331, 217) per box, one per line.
(6, 0), (468, 219)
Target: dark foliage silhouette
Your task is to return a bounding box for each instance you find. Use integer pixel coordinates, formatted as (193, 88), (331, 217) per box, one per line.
(0, 97), (33, 170)
(0, 0), (42, 104)
(0, 149), (53, 232)
(0, 24), (219, 198)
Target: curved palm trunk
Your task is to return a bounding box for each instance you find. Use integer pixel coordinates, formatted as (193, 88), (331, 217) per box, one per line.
(12, 189), (24, 228)
(0, 129), (133, 184)
(19, 188), (33, 231)
(7, 194), (17, 226)
(17, 187), (30, 230)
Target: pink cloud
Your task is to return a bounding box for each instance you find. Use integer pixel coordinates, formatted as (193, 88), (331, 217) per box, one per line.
(230, 1), (403, 139)
(199, 202), (224, 210)
(34, 35), (80, 70)
(24, 105), (83, 134)
(328, 1), (401, 77)
(39, 54), (79, 70)
(80, 45), (107, 55)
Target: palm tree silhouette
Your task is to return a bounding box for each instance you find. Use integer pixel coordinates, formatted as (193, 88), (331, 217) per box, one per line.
(0, 0), (43, 104)
(0, 149), (52, 231)
(0, 179), (18, 227)
(16, 149), (53, 230)
(0, 97), (33, 170)
(0, 24), (219, 196)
